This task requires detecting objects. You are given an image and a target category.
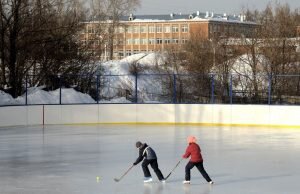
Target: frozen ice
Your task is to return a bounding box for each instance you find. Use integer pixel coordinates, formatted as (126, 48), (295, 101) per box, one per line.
(0, 125), (299, 194)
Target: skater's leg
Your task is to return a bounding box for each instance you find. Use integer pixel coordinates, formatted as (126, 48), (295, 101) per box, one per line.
(149, 159), (164, 180)
(195, 162), (212, 182)
(185, 162), (194, 181)
(142, 159), (152, 178)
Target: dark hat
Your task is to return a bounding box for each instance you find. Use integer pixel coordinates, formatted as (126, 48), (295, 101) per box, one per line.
(135, 141), (142, 148)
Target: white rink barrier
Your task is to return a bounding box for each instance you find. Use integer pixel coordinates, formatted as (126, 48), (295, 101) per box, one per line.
(1, 104), (300, 127)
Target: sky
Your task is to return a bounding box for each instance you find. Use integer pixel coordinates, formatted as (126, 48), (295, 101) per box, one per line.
(134, 0), (299, 15)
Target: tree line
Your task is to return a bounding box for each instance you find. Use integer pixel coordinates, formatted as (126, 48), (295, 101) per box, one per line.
(1, 1), (299, 104)
(164, 3), (300, 104)
(0, 0), (139, 98)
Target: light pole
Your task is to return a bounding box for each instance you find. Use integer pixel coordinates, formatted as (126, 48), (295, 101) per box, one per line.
(209, 38), (216, 67)
(104, 44), (107, 61)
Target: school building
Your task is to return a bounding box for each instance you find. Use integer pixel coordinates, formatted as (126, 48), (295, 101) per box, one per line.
(80, 11), (258, 60)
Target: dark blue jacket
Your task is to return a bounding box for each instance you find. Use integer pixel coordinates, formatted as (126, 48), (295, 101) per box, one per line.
(134, 143), (157, 165)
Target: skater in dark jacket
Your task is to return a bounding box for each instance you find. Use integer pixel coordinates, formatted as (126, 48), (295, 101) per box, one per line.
(133, 141), (165, 183)
(182, 136), (213, 184)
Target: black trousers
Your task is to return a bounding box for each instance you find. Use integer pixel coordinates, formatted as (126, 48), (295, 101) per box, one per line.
(185, 161), (212, 182)
(142, 159), (164, 180)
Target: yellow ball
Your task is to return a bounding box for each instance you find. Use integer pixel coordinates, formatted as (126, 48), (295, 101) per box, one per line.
(96, 176), (100, 182)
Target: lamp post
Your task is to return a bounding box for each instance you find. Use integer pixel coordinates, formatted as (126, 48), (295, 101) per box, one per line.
(209, 38), (216, 67)
(104, 44), (107, 61)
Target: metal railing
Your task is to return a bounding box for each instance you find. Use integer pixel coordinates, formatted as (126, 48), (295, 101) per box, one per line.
(1, 73), (300, 106)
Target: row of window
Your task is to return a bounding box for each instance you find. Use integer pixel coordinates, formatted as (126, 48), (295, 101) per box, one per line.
(208, 24), (255, 36)
(87, 50), (165, 58)
(119, 25), (188, 34)
(126, 38), (188, 45)
(82, 38), (189, 46)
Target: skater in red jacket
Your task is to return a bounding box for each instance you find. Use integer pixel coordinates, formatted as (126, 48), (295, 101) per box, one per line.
(182, 136), (213, 184)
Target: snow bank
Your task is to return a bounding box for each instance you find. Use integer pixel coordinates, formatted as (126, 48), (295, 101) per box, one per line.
(0, 90), (16, 105)
(0, 88), (95, 105)
(0, 53), (166, 105)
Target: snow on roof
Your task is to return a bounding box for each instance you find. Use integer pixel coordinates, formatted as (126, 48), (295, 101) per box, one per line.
(119, 12), (255, 24)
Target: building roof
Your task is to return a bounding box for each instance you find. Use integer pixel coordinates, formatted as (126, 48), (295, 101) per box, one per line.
(84, 12), (256, 25)
(119, 12), (255, 24)
(120, 14), (190, 21)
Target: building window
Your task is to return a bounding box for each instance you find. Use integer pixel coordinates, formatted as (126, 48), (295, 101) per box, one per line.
(141, 38), (148, 45)
(164, 26), (171, 33)
(181, 38), (188, 44)
(172, 39), (179, 44)
(126, 50), (132, 56)
(156, 25), (162, 33)
(126, 39), (133, 45)
(140, 26), (147, 33)
(133, 39), (139, 45)
(149, 38), (155, 44)
(156, 38), (163, 44)
(172, 25), (179, 33)
(133, 26), (139, 33)
(181, 25), (188, 32)
(149, 26), (155, 33)
(164, 38), (171, 44)
(126, 26), (132, 33)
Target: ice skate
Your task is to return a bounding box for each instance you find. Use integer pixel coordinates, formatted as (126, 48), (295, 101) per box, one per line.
(144, 177), (153, 183)
(182, 180), (190, 184)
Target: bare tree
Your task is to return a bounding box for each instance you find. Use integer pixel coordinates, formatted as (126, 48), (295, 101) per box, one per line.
(255, 3), (300, 103)
(89, 0), (140, 60)
(0, 0), (90, 97)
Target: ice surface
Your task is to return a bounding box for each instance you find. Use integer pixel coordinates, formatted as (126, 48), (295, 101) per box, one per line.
(0, 125), (299, 194)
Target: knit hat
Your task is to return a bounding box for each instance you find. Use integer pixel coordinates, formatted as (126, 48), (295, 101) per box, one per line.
(136, 141), (143, 148)
(187, 136), (197, 143)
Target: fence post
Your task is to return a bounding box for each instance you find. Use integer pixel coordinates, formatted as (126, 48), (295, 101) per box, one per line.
(135, 73), (138, 103)
(59, 74), (62, 105)
(96, 75), (99, 104)
(211, 74), (215, 104)
(25, 75), (28, 105)
(230, 74), (233, 104)
(173, 74), (176, 103)
(268, 74), (272, 105)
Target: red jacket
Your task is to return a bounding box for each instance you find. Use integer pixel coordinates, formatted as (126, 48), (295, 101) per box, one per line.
(182, 143), (203, 162)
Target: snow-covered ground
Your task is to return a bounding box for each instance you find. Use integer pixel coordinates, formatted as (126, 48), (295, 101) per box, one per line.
(0, 53), (167, 105)
(0, 52), (273, 105)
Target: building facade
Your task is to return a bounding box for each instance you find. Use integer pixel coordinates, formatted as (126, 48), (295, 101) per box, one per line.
(80, 12), (258, 60)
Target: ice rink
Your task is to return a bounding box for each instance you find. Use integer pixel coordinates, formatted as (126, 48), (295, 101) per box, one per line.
(0, 124), (299, 194)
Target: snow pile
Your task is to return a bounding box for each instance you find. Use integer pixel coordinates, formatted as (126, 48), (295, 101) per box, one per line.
(0, 53), (166, 105)
(15, 86), (58, 104)
(100, 52), (167, 102)
(0, 87), (96, 105)
(52, 88), (96, 104)
(211, 54), (270, 95)
(0, 90), (16, 105)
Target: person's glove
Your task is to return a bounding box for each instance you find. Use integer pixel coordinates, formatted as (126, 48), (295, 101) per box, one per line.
(133, 162), (137, 165)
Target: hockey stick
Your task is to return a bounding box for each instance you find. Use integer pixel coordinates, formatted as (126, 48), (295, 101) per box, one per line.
(165, 158), (183, 180)
(114, 165), (134, 182)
